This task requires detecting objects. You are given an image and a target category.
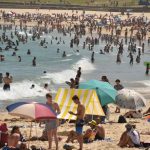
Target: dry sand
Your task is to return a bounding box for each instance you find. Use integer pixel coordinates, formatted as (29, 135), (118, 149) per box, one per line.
(0, 8), (150, 38)
(0, 103), (150, 150)
(0, 8), (150, 18)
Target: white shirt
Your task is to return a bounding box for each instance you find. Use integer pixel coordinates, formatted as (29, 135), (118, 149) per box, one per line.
(127, 130), (140, 145)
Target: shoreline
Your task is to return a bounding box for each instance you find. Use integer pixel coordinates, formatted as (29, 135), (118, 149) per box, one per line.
(0, 2), (150, 12)
(0, 8), (150, 40)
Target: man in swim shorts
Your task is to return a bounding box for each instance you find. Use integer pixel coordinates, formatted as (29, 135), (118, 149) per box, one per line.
(45, 93), (60, 150)
(3, 72), (13, 91)
(68, 95), (85, 150)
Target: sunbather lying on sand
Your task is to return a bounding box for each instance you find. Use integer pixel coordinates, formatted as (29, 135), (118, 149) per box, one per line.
(124, 110), (142, 118)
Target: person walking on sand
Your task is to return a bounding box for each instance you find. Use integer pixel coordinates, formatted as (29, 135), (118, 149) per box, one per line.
(68, 95), (85, 150)
(3, 72), (13, 91)
(45, 93), (60, 150)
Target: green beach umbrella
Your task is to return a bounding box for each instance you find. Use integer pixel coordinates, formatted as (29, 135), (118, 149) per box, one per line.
(79, 80), (117, 106)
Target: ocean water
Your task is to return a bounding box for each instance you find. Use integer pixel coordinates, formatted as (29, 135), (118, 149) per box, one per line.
(0, 27), (150, 111)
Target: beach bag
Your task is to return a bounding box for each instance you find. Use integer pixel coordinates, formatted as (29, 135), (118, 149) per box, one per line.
(0, 123), (8, 147)
(118, 115), (127, 123)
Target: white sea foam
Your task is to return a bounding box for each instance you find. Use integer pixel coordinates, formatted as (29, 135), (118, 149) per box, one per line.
(0, 81), (50, 101)
(41, 58), (95, 84)
(136, 80), (150, 87)
(41, 69), (77, 84)
(66, 54), (73, 57)
(61, 59), (72, 62)
(73, 58), (96, 73)
(18, 31), (32, 36)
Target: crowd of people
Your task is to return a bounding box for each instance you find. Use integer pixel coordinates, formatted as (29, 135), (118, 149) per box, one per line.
(0, 9), (149, 74)
(0, 70), (149, 150)
(0, 92), (150, 150)
(0, 9), (150, 150)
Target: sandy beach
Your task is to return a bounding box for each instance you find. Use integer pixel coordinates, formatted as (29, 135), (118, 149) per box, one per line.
(0, 8), (150, 38)
(1, 8), (150, 17)
(0, 103), (150, 150)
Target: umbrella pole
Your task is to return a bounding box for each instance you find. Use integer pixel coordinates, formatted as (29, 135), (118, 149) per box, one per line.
(35, 121), (38, 139)
(92, 97), (94, 120)
(35, 121), (39, 142)
(28, 121), (32, 149)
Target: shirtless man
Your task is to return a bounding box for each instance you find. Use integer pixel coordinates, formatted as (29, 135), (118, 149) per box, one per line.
(3, 72), (13, 91)
(68, 95), (85, 150)
(45, 93), (60, 150)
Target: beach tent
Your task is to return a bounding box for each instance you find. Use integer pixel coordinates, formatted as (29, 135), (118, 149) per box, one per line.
(54, 88), (105, 120)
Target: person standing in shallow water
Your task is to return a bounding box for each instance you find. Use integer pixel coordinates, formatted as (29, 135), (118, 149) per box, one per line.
(145, 63), (149, 75)
(45, 94), (60, 150)
(32, 57), (36, 66)
(0, 73), (3, 84)
(27, 49), (31, 55)
(18, 56), (21, 62)
(3, 72), (13, 91)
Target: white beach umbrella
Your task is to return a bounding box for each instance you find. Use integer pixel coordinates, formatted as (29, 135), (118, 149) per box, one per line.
(115, 89), (146, 110)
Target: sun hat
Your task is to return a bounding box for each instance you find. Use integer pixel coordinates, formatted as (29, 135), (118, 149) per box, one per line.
(88, 120), (97, 126)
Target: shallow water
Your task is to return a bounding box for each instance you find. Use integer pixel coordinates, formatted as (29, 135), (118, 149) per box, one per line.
(0, 27), (150, 111)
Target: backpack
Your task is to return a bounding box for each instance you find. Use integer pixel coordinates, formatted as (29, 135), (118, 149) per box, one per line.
(118, 115), (127, 123)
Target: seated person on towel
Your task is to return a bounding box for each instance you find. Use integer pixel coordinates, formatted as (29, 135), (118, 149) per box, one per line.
(66, 120), (105, 143)
(118, 124), (150, 148)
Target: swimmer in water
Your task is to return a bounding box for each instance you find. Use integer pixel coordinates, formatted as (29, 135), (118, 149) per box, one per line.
(62, 51), (66, 57)
(30, 84), (35, 89)
(91, 52), (95, 63)
(18, 56), (21, 62)
(12, 52), (16, 56)
(27, 49), (31, 55)
(57, 48), (60, 53)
